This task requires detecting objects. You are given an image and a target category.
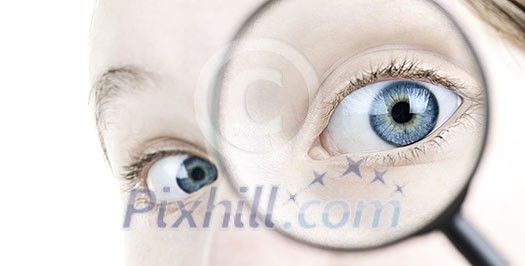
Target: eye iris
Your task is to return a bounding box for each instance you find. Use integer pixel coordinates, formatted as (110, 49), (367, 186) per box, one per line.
(369, 81), (439, 146)
(176, 156), (217, 193)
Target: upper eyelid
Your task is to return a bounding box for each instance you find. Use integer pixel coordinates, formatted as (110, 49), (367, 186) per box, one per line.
(119, 138), (210, 191)
(120, 144), (208, 191)
(323, 58), (467, 119)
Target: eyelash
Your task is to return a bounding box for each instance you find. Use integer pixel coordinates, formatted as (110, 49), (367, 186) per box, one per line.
(318, 58), (483, 166)
(323, 58), (473, 118)
(120, 150), (181, 192)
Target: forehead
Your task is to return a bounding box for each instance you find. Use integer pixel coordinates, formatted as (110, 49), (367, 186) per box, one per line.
(89, 0), (265, 83)
(89, 0), (474, 82)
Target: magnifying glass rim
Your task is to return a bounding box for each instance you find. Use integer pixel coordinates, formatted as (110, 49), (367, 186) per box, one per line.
(209, 0), (490, 251)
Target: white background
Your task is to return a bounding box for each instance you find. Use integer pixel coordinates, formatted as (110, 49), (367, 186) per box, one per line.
(0, 1), (124, 265)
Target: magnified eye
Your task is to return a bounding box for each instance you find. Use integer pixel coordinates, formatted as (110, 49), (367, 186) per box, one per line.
(324, 80), (461, 153)
(146, 154), (217, 200)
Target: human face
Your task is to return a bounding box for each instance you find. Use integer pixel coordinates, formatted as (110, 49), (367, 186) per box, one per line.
(90, 0), (525, 265)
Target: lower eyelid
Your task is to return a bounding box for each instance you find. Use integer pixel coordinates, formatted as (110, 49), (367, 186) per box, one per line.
(123, 161), (219, 216)
(124, 187), (210, 218)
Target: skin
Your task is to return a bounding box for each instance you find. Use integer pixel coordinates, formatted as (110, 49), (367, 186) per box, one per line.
(90, 0), (525, 265)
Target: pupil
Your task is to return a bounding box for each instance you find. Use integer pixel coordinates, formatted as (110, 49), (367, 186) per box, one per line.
(391, 101), (413, 123)
(190, 167), (205, 181)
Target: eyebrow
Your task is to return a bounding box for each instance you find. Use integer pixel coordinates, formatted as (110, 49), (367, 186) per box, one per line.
(90, 66), (150, 165)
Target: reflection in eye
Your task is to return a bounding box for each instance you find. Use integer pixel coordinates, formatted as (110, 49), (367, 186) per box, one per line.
(325, 80), (461, 153)
(146, 154), (217, 200)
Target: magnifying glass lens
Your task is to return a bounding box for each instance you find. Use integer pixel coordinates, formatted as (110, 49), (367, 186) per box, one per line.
(212, 0), (487, 250)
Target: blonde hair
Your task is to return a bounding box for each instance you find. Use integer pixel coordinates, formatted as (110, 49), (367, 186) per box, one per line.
(467, 0), (525, 49)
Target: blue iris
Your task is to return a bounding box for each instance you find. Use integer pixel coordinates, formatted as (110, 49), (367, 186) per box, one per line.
(176, 156), (217, 193)
(369, 81), (439, 146)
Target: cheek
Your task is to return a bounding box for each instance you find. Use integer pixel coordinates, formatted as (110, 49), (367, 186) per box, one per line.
(207, 227), (332, 266)
(122, 180), (233, 265)
(124, 213), (212, 266)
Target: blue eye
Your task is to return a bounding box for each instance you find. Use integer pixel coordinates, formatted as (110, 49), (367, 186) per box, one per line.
(369, 81), (439, 146)
(147, 154), (217, 200)
(176, 156), (218, 193)
(326, 80), (461, 153)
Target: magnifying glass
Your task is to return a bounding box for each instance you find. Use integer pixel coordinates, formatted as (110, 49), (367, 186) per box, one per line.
(209, 0), (505, 265)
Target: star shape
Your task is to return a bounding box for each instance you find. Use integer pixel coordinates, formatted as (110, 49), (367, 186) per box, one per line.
(370, 170), (387, 185)
(341, 157), (364, 178)
(394, 184), (406, 194)
(288, 192), (297, 203)
(309, 171), (326, 187)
